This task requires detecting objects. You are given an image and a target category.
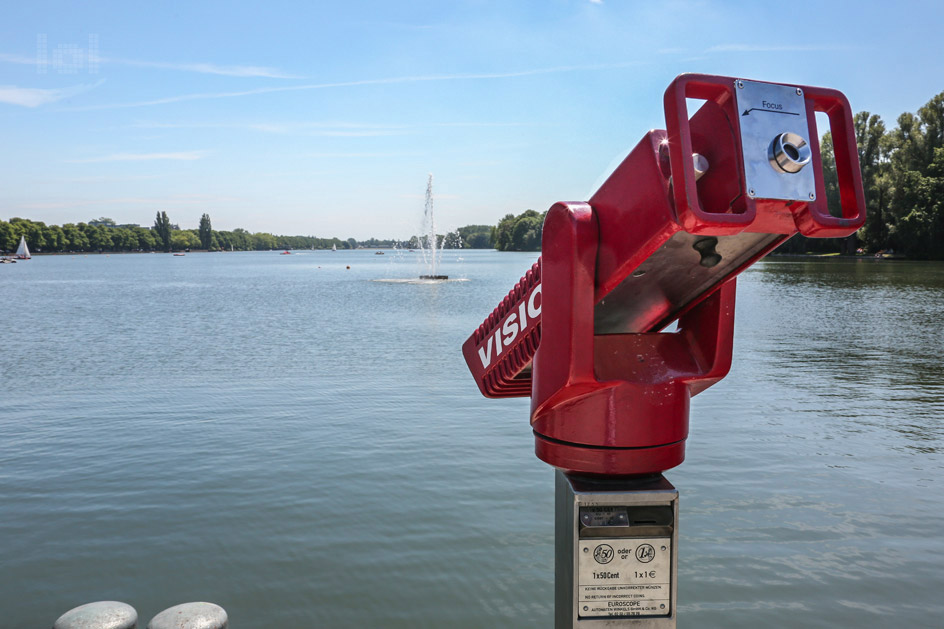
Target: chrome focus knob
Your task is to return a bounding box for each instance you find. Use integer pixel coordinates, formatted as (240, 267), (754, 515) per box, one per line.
(769, 132), (811, 173)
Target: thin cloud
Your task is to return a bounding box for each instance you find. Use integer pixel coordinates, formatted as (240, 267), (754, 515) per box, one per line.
(0, 52), (35, 65)
(707, 44), (853, 53)
(131, 120), (528, 134)
(19, 193), (238, 210)
(64, 174), (166, 183)
(0, 80), (104, 107)
(302, 151), (421, 158)
(67, 151), (207, 163)
(102, 57), (300, 79)
(131, 120), (407, 136)
(429, 121), (533, 128)
(68, 61), (647, 111)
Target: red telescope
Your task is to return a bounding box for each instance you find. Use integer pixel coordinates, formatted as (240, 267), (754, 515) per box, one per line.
(462, 74), (865, 476)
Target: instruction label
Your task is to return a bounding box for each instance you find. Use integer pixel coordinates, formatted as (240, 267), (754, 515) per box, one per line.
(577, 537), (671, 618)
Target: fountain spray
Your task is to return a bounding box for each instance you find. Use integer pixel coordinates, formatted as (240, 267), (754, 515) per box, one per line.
(420, 173), (448, 280)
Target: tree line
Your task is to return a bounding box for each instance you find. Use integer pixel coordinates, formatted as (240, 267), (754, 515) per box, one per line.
(0, 212), (496, 254)
(0, 213), (354, 254)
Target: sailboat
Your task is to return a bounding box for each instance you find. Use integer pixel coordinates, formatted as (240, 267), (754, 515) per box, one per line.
(331, 244), (337, 252)
(15, 235), (30, 259)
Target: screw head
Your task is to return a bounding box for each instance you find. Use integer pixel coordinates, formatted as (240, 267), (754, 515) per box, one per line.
(748, 188), (755, 197)
(737, 80), (744, 89)
(796, 87), (803, 96)
(809, 192), (816, 200)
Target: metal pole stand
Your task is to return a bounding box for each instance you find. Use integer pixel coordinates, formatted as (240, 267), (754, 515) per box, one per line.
(556, 471), (678, 629)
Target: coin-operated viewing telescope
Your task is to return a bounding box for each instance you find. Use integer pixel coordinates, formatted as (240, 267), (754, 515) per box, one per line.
(462, 74), (866, 628)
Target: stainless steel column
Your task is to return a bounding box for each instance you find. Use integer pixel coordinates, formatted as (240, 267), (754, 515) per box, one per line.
(556, 471), (678, 628)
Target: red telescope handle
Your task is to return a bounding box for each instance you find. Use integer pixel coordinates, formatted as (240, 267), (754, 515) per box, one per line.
(663, 74), (754, 234)
(798, 86), (868, 235)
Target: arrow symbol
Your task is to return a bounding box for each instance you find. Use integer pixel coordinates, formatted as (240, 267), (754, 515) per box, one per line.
(742, 108), (800, 116)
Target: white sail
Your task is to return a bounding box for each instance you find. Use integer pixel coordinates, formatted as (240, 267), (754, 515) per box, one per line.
(15, 235), (30, 259)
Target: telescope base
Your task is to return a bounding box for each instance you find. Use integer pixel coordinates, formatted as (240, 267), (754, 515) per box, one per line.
(535, 433), (685, 477)
(555, 470), (678, 628)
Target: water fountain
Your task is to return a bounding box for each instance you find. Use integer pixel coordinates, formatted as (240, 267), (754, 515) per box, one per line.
(419, 174), (448, 280)
(373, 173), (467, 284)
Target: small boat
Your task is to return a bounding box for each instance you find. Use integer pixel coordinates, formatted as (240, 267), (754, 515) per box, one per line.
(331, 244), (337, 252)
(375, 251), (384, 255)
(15, 235), (30, 260)
(281, 250), (292, 255)
(173, 253), (186, 256)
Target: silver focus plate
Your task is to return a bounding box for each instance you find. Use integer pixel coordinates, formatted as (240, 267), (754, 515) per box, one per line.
(577, 537), (671, 618)
(735, 79), (816, 201)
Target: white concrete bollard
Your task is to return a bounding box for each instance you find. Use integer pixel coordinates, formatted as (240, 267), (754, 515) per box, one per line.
(146, 602), (227, 629)
(53, 601), (137, 629)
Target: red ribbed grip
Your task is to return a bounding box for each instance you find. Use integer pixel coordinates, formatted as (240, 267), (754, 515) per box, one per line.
(462, 260), (542, 398)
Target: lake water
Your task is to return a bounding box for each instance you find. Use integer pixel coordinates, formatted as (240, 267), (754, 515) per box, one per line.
(1, 250), (942, 628)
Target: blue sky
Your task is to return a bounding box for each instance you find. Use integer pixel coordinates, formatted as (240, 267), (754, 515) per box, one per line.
(1, 0), (941, 239)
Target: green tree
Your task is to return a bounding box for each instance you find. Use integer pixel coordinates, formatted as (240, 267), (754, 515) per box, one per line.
(0, 220), (14, 252)
(493, 214), (517, 251)
(132, 226), (157, 251)
(492, 210), (545, 251)
(853, 112), (891, 252)
(88, 225), (113, 251)
(885, 92), (944, 258)
(63, 223), (89, 251)
(153, 211), (172, 252)
(112, 228), (138, 251)
(252, 232), (278, 250)
(231, 228), (252, 250)
(172, 230), (200, 250)
(198, 213), (213, 250)
(511, 211), (543, 251)
(45, 224), (66, 252)
(456, 224), (493, 248)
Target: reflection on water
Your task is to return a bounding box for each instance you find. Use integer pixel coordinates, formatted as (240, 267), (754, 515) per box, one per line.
(740, 259), (944, 453)
(1, 252), (942, 627)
